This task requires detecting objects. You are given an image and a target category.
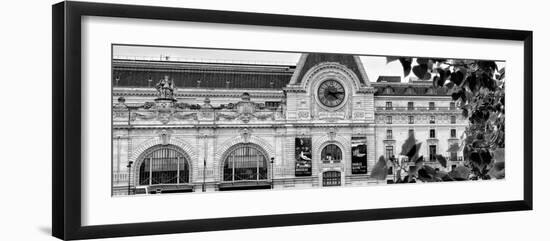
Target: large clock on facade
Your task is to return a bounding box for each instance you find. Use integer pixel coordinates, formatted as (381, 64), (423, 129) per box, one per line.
(317, 79), (346, 107)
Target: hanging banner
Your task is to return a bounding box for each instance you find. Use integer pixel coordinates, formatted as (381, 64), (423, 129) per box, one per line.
(295, 137), (312, 176)
(351, 136), (368, 174)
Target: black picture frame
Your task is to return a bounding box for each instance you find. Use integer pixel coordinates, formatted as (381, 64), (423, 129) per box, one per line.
(52, 1), (533, 240)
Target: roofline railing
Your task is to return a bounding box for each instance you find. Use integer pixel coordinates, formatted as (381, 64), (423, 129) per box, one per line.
(113, 55), (298, 66)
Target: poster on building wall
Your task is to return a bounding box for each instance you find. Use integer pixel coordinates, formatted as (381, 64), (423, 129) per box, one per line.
(295, 137), (312, 176)
(351, 137), (368, 174)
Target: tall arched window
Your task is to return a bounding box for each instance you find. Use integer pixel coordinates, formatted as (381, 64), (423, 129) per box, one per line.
(321, 144), (342, 163)
(223, 144), (268, 182)
(138, 145), (190, 186)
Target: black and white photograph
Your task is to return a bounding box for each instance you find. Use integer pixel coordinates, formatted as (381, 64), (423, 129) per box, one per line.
(111, 45), (506, 196)
(2, 0), (545, 240)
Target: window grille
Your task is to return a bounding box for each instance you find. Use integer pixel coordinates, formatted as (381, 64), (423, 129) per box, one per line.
(321, 144), (342, 163)
(322, 171), (341, 186)
(138, 145), (190, 186)
(223, 144), (268, 182)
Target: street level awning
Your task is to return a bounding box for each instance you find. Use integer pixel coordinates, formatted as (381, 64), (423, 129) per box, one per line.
(148, 184), (194, 194)
(218, 181), (271, 191)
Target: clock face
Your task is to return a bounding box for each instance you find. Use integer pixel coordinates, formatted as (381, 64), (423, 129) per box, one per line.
(317, 79), (346, 107)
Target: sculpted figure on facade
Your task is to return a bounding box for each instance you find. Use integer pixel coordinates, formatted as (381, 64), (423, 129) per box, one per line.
(155, 75), (176, 100)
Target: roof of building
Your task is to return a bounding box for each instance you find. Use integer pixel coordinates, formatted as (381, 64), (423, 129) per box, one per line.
(292, 53), (369, 85)
(376, 76), (401, 83)
(112, 57), (452, 96)
(112, 59), (296, 89)
(371, 81), (451, 96)
(371, 75), (452, 96)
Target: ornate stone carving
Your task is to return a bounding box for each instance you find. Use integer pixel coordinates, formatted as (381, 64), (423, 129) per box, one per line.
(133, 112), (156, 120)
(353, 112), (366, 119)
(201, 98), (213, 109)
(215, 92), (277, 123)
(156, 100), (175, 124)
(155, 75), (176, 100)
(298, 111), (310, 119)
(328, 127), (337, 140)
(157, 129), (173, 145)
(173, 112), (198, 121)
(239, 128), (252, 143)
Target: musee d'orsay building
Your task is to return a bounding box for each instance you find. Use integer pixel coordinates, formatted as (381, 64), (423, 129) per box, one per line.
(112, 53), (467, 195)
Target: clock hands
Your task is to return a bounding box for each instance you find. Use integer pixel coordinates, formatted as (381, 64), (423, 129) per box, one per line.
(319, 80), (344, 106)
(327, 89), (344, 99)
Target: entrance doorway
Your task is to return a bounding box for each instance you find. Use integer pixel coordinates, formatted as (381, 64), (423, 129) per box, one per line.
(429, 145), (437, 161)
(322, 171), (341, 187)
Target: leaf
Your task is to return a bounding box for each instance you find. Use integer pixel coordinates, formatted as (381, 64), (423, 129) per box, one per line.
(435, 154), (447, 168)
(493, 148), (505, 162)
(463, 145), (473, 162)
(434, 68), (450, 87)
(466, 74), (478, 92)
(435, 171), (454, 181)
(417, 58), (429, 65)
(449, 166), (470, 180)
(480, 73), (497, 91)
(488, 161), (505, 179)
(370, 156), (388, 180)
(450, 71), (465, 86)
(497, 67), (506, 80)
(451, 89), (465, 101)
(470, 151), (482, 165)
(415, 155), (425, 165)
(413, 64), (429, 80)
(399, 58), (413, 77)
(430, 58), (447, 63)
(400, 134), (420, 160)
(480, 148), (492, 165)
(408, 155), (425, 176)
(418, 165), (437, 182)
(386, 56), (400, 63)
(461, 108), (469, 118)
(478, 61), (498, 72)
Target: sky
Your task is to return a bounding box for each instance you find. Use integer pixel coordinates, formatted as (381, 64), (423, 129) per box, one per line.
(113, 45), (502, 83)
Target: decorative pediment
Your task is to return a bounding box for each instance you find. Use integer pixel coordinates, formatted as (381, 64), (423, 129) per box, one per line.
(215, 92), (276, 123)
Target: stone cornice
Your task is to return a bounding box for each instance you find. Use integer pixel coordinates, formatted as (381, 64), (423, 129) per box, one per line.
(113, 122), (373, 130)
(113, 88), (285, 99)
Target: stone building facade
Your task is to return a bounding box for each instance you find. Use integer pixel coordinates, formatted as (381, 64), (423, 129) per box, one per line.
(111, 53), (467, 195)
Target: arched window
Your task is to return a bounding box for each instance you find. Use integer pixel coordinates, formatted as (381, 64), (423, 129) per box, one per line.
(223, 144), (268, 182)
(321, 144), (342, 163)
(138, 145), (190, 186)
